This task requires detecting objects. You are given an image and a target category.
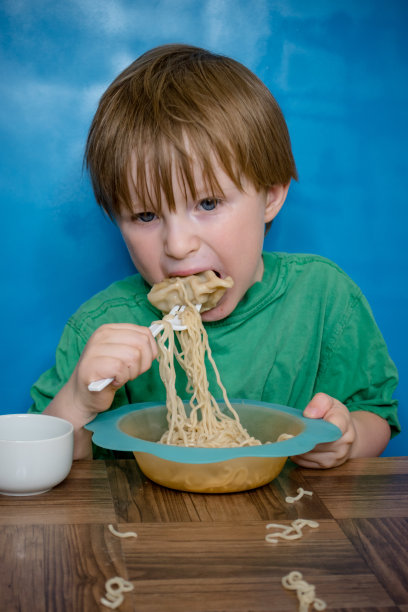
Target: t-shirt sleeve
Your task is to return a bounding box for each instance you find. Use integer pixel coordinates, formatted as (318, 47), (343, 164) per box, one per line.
(29, 317), (88, 414)
(315, 290), (400, 436)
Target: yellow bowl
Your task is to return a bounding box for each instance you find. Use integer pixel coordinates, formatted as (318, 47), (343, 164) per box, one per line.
(86, 401), (341, 493)
(133, 453), (288, 493)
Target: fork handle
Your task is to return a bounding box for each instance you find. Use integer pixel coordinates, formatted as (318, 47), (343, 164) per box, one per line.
(88, 377), (114, 392)
(149, 322), (164, 337)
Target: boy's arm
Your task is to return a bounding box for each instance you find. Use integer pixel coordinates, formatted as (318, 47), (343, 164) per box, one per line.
(43, 380), (95, 459)
(39, 323), (158, 460)
(291, 392), (391, 469)
(293, 279), (399, 469)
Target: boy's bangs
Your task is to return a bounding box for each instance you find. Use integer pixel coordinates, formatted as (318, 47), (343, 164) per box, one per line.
(126, 131), (242, 215)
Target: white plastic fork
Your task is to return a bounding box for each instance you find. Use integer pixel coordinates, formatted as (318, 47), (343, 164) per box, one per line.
(87, 304), (201, 392)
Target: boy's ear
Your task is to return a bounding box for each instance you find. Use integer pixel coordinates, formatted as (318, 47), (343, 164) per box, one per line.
(264, 183), (290, 223)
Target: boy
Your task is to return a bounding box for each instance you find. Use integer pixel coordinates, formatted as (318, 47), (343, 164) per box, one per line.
(30, 44), (399, 466)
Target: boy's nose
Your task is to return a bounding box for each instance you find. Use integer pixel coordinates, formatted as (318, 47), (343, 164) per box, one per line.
(163, 215), (200, 259)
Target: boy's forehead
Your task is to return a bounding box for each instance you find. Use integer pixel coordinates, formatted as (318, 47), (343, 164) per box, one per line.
(126, 149), (236, 208)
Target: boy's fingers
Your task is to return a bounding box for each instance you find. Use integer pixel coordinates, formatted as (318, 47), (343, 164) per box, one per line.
(324, 408), (349, 436)
(291, 449), (339, 469)
(86, 344), (155, 389)
(303, 393), (350, 436)
(303, 392), (334, 419)
(85, 325), (158, 362)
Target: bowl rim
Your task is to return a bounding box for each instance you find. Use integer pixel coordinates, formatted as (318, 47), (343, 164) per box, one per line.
(85, 399), (341, 464)
(0, 413), (74, 444)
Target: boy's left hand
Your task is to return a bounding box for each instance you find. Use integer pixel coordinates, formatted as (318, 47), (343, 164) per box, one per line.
(291, 392), (356, 469)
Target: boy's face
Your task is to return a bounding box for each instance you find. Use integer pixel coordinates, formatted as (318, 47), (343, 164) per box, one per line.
(117, 159), (287, 322)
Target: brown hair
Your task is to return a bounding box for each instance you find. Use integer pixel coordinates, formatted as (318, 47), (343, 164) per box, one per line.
(84, 43), (297, 223)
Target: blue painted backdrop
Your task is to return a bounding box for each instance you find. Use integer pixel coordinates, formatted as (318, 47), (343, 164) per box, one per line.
(1, 0), (407, 455)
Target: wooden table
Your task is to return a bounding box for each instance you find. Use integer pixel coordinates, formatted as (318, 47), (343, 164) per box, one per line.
(1, 456), (408, 611)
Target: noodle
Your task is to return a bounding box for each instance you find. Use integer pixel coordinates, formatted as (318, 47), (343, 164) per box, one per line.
(100, 576), (134, 609)
(277, 432), (294, 442)
(281, 571), (326, 611)
(285, 487), (313, 504)
(148, 273), (262, 448)
(265, 518), (319, 543)
(108, 524), (138, 538)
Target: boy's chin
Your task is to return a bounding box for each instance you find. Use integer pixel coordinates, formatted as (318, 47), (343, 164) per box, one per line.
(200, 300), (234, 323)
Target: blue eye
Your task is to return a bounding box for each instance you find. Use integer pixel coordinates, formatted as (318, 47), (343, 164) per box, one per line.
(199, 198), (219, 211)
(133, 211), (156, 223)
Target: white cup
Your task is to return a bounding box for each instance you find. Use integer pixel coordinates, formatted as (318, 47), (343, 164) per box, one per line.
(0, 414), (74, 496)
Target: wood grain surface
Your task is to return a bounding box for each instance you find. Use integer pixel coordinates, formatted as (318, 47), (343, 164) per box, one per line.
(1, 457), (407, 611)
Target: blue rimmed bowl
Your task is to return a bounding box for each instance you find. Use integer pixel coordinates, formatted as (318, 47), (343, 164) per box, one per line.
(85, 400), (341, 493)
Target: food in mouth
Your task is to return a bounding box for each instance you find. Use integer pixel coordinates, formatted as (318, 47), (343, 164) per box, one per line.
(148, 270), (233, 313)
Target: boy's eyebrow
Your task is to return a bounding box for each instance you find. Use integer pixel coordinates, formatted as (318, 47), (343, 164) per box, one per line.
(191, 168), (233, 198)
(194, 184), (223, 198)
(130, 200), (160, 213)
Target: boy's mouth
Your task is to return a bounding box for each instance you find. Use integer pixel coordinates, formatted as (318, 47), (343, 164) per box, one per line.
(169, 268), (223, 279)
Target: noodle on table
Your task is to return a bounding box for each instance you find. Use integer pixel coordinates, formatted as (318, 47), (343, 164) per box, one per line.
(285, 487), (313, 504)
(281, 571), (326, 611)
(108, 524), (138, 538)
(100, 576), (134, 609)
(265, 518), (319, 543)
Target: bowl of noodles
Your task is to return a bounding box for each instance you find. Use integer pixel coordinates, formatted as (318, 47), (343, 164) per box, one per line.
(85, 400), (341, 493)
(87, 272), (341, 492)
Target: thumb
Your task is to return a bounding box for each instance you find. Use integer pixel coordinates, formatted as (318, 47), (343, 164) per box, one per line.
(303, 392), (333, 419)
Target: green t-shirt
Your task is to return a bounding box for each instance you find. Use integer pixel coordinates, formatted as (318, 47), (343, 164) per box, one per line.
(30, 252), (400, 456)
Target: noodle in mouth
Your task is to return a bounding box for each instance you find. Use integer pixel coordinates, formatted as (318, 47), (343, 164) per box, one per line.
(148, 271), (262, 448)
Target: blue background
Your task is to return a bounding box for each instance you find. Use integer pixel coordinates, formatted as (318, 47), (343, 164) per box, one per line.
(1, 0), (407, 455)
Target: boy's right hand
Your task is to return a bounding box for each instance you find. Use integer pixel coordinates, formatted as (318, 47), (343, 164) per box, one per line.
(70, 323), (158, 424)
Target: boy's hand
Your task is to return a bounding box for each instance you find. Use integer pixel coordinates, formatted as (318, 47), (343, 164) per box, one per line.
(291, 392), (357, 469)
(71, 323), (158, 424)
